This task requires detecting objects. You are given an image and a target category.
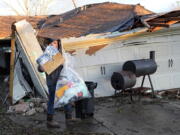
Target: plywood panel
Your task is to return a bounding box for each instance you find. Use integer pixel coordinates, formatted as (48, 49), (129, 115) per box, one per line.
(15, 20), (48, 98)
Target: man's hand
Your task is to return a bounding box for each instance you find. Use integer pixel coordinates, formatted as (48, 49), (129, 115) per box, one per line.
(38, 65), (45, 72)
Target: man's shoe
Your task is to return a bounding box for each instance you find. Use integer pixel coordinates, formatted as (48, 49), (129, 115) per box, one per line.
(66, 118), (81, 123)
(47, 114), (60, 128)
(47, 120), (60, 128)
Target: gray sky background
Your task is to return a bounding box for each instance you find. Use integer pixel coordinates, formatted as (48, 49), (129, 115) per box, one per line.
(0, 0), (179, 16)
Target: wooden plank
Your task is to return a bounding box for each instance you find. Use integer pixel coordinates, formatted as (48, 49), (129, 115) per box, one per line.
(150, 17), (180, 22)
(9, 37), (15, 103)
(62, 28), (148, 51)
(86, 44), (107, 55)
(149, 20), (178, 32)
(164, 17), (180, 21)
(61, 22), (180, 52)
(42, 53), (65, 75)
(149, 23), (170, 27)
(0, 37), (11, 40)
(15, 20), (48, 98)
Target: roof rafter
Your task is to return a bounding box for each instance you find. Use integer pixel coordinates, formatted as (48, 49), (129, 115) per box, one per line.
(148, 20), (178, 32)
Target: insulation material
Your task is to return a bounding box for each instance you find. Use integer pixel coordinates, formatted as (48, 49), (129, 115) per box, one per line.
(13, 58), (32, 103)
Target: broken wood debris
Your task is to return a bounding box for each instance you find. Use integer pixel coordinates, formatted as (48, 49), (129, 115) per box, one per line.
(85, 44), (107, 55)
(156, 89), (180, 99)
(7, 98), (47, 116)
(148, 20), (179, 32)
(148, 23), (170, 27)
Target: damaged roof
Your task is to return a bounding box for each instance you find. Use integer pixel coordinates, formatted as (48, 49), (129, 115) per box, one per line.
(0, 16), (46, 39)
(37, 2), (153, 39)
(0, 2), (180, 41)
(143, 10), (180, 31)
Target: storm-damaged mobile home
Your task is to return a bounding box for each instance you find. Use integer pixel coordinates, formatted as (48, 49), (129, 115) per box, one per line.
(0, 2), (180, 103)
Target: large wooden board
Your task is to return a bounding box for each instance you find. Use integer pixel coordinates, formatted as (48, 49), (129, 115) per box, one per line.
(15, 20), (48, 98)
(61, 28), (148, 51)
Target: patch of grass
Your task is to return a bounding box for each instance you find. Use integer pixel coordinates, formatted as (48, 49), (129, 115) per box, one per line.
(116, 107), (123, 113)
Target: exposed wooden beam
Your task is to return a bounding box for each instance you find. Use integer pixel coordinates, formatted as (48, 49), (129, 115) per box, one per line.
(167, 17), (180, 21)
(62, 20), (179, 51)
(149, 17), (180, 22)
(149, 23), (170, 27)
(62, 28), (148, 51)
(9, 25), (16, 104)
(86, 44), (107, 55)
(0, 37), (11, 40)
(163, 12), (180, 18)
(149, 20), (178, 32)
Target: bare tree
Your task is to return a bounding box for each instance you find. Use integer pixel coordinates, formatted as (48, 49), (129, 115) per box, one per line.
(171, 1), (180, 10)
(72, 0), (77, 8)
(1, 0), (21, 15)
(1, 0), (55, 16)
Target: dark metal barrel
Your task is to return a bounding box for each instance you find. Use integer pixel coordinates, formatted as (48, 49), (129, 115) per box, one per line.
(123, 59), (157, 77)
(111, 71), (136, 90)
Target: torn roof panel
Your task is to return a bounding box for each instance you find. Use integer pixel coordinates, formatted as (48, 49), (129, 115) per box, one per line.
(142, 10), (180, 22)
(37, 2), (153, 39)
(143, 10), (180, 32)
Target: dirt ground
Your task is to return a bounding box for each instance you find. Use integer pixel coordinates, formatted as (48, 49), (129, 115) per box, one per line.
(1, 76), (180, 135)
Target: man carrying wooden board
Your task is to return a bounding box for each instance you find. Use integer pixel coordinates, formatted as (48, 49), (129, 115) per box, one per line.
(38, 38), (81, 128)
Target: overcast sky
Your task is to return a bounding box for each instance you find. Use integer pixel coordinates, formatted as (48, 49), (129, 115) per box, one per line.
(0, 0), (179, 16)
(74, 0), (180, 13)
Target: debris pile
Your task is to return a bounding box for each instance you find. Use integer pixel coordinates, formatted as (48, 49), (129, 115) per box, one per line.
(156, 89), (180, 99)
(7, 98), (47, 116)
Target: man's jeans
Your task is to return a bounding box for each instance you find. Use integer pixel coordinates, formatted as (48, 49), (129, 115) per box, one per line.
(47, 85), (56, 115)
(47, 85), (73, 118)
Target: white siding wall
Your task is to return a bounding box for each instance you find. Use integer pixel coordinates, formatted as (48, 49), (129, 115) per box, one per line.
(74, 27), (180, 97)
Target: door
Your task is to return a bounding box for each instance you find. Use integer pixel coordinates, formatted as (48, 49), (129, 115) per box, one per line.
(135, 43), (172, 90)
(102, 63), (124, 96)
(171, 43), (180, 88)
(83, 63), (124, 97)
(85, 65), (106, 97)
